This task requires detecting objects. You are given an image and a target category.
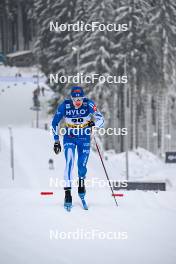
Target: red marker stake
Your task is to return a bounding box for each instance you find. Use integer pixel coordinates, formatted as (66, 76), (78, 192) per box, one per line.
(112, 194), (124, 197)
(40, 192), (54, 195)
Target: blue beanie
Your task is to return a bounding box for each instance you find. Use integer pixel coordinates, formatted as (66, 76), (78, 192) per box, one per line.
(71, 86), (84, 97)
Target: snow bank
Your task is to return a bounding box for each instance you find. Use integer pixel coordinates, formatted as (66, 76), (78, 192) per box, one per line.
(104, 147), (176, 190)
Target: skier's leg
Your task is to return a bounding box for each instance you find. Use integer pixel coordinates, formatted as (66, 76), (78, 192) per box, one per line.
(77, 138), (90, 203)
(63, 139), (76, 189)
(77, 138), (90, 180)
(63, 138), (76, 210)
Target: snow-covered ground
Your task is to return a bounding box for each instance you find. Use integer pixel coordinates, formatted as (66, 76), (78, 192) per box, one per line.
(0, 66), (176, 264)
(0, 65), (51, 127)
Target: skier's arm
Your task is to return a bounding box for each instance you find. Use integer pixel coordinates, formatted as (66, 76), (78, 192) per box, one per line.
(88, 100), (104, 128)
(51, 102), (65, 142)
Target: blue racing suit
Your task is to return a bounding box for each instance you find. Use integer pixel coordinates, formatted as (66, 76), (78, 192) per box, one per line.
(52, 97), (104, 188)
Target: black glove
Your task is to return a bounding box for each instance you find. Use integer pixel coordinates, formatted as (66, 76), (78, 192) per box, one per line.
(88, 121), (95, 127)
(54, 141), (61, 154)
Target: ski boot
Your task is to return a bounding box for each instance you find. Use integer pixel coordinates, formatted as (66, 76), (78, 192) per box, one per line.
(78, 178), (88, 210)
(64, 188), (72, 212)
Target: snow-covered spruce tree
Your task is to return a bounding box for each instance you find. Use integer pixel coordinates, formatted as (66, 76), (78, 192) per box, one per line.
(148, 0), (176, 156)
(74, 0), (118, 151)
(64, 0), (93, 85)
(33, 0), (77, 112)
(112, 0), (155, 150)
(74, 0), (90, 23)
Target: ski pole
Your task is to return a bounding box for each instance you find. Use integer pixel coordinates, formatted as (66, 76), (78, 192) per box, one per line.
(93, 136), (118, 207)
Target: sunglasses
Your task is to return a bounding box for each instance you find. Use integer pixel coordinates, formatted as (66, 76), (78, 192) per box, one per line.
(71, 97), (84, 102)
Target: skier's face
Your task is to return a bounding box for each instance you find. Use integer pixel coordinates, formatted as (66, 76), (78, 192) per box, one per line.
(72, 97), (83, 108)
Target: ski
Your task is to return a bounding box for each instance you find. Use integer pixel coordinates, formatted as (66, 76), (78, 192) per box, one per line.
(81, 198), (88, 210)
(79, 193), (88, 210)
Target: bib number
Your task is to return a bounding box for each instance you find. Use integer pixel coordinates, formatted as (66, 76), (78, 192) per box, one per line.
(71, 118), (84, 123)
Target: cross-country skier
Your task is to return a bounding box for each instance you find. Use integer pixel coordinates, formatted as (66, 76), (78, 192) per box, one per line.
(51, 86), (104, 211)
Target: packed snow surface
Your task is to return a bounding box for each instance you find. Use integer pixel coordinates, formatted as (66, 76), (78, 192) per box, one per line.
(0, 65), (176, 264)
